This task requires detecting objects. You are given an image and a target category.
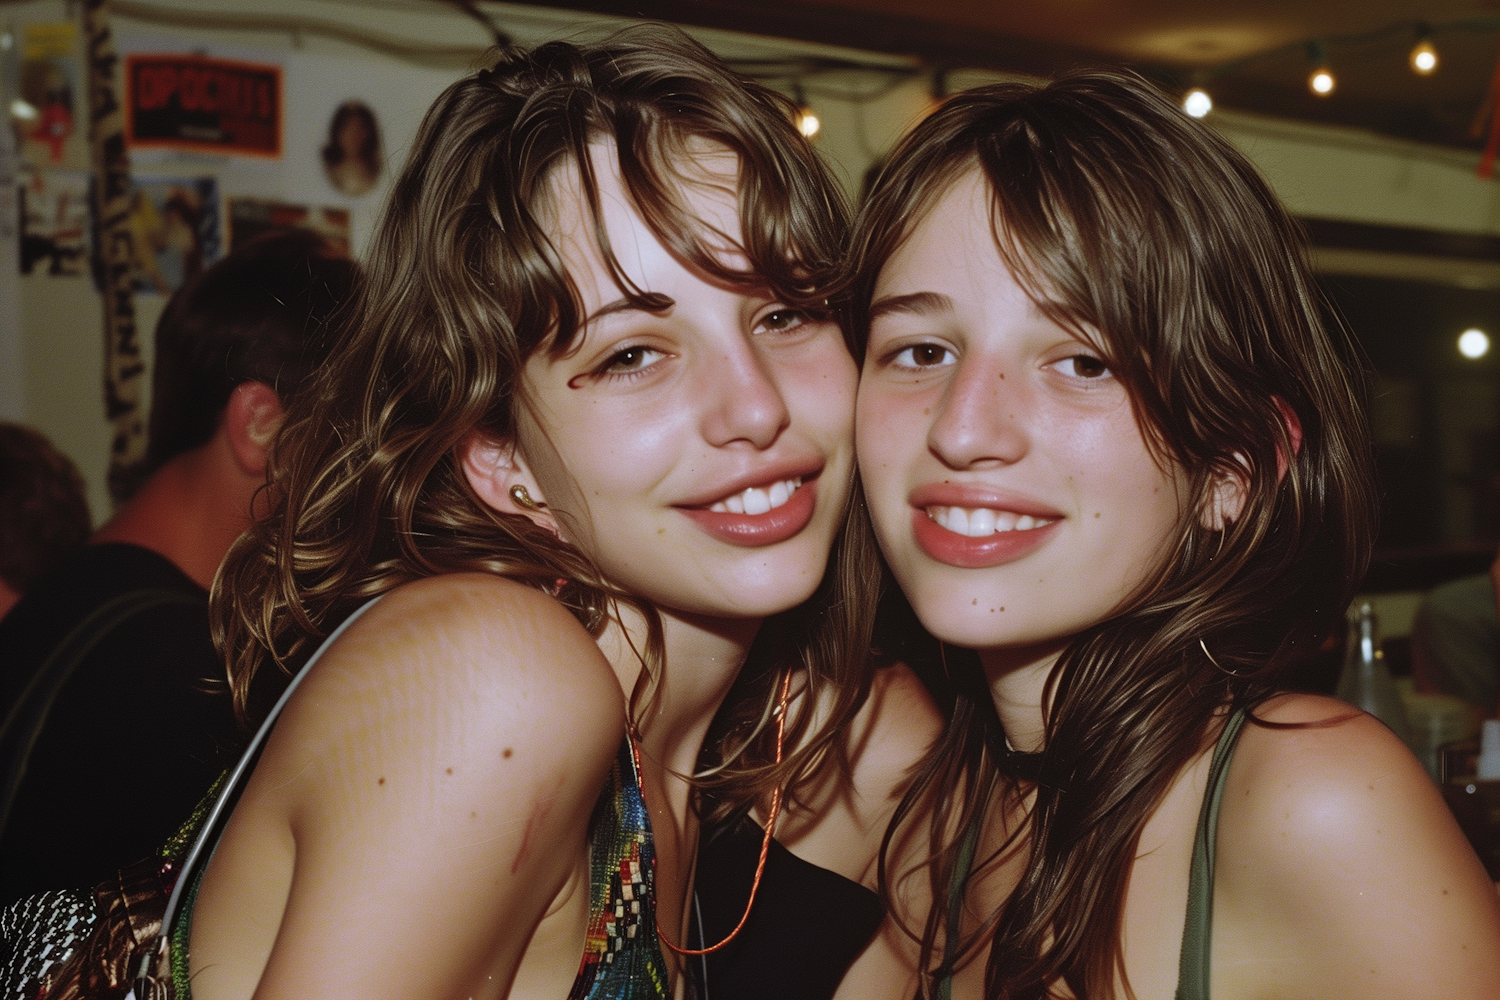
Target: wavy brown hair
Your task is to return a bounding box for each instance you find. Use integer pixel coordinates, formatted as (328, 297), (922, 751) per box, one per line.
(213, 25), (879, 811)
(851, 71), (1379, 998)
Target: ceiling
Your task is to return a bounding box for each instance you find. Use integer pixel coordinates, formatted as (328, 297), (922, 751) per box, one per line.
(536, 0), (1500, 150)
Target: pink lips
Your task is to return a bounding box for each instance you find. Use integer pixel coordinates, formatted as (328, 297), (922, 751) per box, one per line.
(677, 478), (818, 548)
(907, 483), (1063, 569)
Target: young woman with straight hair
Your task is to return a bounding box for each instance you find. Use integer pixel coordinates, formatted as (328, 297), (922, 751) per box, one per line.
(185, 27), (934, 1000)
(851, 71), (1500, 999)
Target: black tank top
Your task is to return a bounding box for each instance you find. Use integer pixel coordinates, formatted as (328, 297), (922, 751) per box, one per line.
(694, 816), (885, 1000)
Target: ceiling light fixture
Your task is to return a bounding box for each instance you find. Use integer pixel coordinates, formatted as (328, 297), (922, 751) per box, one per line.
(1307, 41), (1335, 97)
(1460, 328), (1490, 359)
(927, 66), (950, 117)
(793, 82), (820, 140)
(1410, 26), (1438, 74)
(1183, 88), (1213, 118)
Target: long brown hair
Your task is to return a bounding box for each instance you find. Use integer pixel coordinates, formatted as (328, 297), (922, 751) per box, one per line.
(850, 71), (1379, 998)
(213, 25), (879, 811)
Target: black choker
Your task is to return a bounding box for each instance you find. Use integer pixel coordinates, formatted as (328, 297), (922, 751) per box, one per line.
(987, 723), (1056, 786)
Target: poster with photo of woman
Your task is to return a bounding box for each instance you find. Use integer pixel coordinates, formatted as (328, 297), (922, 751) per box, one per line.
(321, 100), (383, 197)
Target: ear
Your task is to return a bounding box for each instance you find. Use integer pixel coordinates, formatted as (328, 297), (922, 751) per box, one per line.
(1273, 396), (1303, 482)
(1199, 397), (1304, 532)
(224, 381), (284, 477)
(458, 431), (558, 534)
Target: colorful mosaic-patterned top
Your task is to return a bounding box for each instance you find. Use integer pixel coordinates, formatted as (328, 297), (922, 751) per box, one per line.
(568, 738), (674, 1000)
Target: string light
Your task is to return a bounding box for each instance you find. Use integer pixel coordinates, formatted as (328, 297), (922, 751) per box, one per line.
(792, 82), (820, 140)
(1307, 41), (1335, 96)
(796, 107), (820, 139)
(1410, 26), (1438, 74)
(1183, 88), (1213, 118)
(1460, 328), (1490, 359)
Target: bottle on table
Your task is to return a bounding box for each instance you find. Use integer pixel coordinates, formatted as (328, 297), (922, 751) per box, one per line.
(1335, 601), (1413, 746)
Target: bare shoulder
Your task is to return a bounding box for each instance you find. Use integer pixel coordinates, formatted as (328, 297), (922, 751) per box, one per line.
(258, 572), (625, 805)
(1222, 692), (1466, 875)
(197, 573), (626, 1000)
(1215, 693), (1500, 997)
(308, 573), (620, 721)
(844, 661), (944, 805)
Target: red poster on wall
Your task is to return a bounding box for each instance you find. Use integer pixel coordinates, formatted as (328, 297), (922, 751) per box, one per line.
(125, 54), (281, 158)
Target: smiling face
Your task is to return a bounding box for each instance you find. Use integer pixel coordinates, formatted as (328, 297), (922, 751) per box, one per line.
(856, 168), (1187, 654)
(514, 142), (857, 622)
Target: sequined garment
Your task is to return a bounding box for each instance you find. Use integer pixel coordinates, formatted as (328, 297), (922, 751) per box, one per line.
(568, 739), (674, 1000)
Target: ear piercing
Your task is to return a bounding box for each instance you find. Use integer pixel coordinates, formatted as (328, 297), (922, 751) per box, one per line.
(509, 484), (547, 511)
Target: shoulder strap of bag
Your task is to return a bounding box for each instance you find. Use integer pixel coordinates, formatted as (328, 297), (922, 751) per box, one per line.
(0, 589), (205, 841)
(142, 594), (386, 974)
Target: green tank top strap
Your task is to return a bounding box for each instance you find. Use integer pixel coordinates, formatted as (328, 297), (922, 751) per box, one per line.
(933, 799), (986, 1000)
(1175, 706), (1251, 1000)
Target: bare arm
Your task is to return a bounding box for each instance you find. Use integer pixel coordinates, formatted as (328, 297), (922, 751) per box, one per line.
(190, 575), (625, 1000)
(1217, 694), (1500, 999)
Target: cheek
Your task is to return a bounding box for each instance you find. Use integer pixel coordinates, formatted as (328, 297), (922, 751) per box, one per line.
(1069, 419), (1186, 564)
(788, 341), (858, 441)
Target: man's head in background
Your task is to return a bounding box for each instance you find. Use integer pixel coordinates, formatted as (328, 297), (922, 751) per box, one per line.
(0, 423), (92, 619)
(143, 227), (357, 483)
(97, 228), (358, 588)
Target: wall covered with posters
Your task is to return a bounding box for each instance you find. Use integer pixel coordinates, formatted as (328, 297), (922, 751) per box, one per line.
(4, 0), (1500, 522)
(1, 0), (474, 519)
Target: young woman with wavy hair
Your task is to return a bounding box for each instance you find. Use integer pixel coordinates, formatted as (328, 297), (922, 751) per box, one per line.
(190, 27), (935, 1000)
(852, 72), (1500, 999)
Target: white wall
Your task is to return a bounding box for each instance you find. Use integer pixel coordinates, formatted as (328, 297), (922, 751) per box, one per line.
(2, 0), (1496, 521)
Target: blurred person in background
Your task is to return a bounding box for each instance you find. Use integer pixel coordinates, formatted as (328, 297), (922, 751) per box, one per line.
(1413, 554), (1500, 718)
(0, 228), (357, 902)
(0, 422), (92, 621)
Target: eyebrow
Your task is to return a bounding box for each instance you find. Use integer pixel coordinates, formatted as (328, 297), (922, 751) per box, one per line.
(867, 291), (954, 321)
(585, 296), (676, 327)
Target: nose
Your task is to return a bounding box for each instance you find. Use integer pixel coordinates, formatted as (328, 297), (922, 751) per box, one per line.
(927, 355), (1028, 469)
(698, 336), (791, 450)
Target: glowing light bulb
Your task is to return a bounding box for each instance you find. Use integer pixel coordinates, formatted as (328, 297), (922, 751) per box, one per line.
(9, 98), (38, 121)
(1183, 89), (1213, 118)
(1459, 328), (1490, 359)
(1410, 40), (1438, 74)
(1309, 69), (1335, 96)
(796, 107), (820, 139)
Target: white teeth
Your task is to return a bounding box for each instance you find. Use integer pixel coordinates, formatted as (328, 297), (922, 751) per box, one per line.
(708, 477), (803, 515)
(927, 506), (1055, 538)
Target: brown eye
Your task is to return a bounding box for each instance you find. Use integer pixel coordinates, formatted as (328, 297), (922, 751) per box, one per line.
(597, 346), (665, 376)
(755, 309), (810, 335)
(1060, 354), (1110, 379)
(890, 343), (955, 369)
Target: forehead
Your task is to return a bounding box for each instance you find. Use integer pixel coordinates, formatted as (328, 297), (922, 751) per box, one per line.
(546, 137), (744, 288)
(874, 168), (997, 298)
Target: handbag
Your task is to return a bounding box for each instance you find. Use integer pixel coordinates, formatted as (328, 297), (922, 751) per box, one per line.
(0, 596), (385, 1000)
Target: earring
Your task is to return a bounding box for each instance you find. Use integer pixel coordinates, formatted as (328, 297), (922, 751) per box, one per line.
(509, 484), (546, 511)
